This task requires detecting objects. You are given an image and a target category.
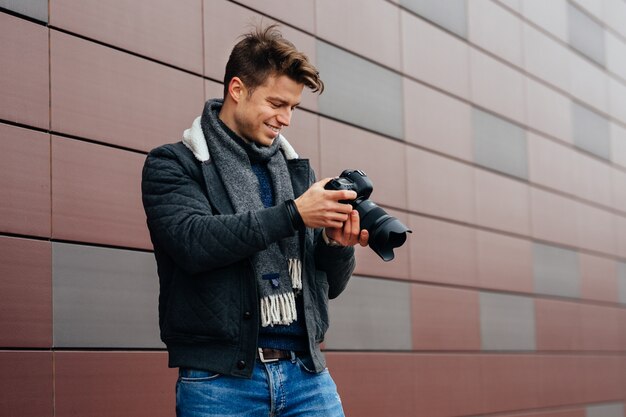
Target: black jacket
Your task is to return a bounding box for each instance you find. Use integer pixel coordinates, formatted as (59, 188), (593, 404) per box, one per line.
(141, 118), (355, 378)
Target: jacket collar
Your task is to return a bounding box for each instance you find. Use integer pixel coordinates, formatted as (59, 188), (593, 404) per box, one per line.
(182, 116), (299, 163)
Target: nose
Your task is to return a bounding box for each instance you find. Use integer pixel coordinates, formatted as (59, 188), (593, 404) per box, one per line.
(276, 108), (292, 127)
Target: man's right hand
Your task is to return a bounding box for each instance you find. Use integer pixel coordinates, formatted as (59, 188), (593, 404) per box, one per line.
(294, 178), (357, 229)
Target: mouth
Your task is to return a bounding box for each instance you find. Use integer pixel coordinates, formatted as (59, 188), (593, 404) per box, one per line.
(264, 122), (282, 135)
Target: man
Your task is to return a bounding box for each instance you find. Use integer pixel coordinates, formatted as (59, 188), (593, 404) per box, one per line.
(142, 24), (368, 416)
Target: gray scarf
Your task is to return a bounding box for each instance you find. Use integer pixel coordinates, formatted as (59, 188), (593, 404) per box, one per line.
(200, 100), (302, 327)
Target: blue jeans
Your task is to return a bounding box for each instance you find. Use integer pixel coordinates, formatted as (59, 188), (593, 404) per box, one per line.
(176, 354), (345, 417)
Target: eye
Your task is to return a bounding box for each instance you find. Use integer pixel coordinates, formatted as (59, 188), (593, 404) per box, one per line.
(268, 101), (280, 108)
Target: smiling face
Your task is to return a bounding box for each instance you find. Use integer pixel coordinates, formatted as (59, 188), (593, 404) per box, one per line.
(226, 74), (304, 147)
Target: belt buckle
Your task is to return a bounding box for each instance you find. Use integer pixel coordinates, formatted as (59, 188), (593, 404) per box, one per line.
(258, 348), (279, 363)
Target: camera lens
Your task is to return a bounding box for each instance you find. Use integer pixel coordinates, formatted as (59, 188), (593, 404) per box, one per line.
(354, 200), (411, 262)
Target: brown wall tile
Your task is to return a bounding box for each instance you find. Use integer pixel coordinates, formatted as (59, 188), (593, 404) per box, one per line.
(576, 152), (612, 208)
(468, 0), (523, 67)
(50, 30), (204, 152)
(0, 236), (51, 347)
(480, 355), (540, 413)
(616, 215), (626, 258)
(474, 169), (530, 235)
(0, 351), (53, 417)
(316, 0), (401, 71)
(0, 13), (49, 129)
(401, 11), (470, 99)
(535, 298), (582, 351)
(580, 304), (622, 351)
(611, 168), (626, 213)
(476, 230), (533, 293)
(525, 80), (572, 144)
(54, 351), (176, 417)
(49, 0), (203, 73)
(411, 284), (481, 350)
(523, 23), (571, 94)
(530, 187), (579, 247)
(326, 352), (415, 417)
(409, 215), (478, 287)
(0, 123), (50, 237)
(204, 79), (223, 102)
(579, 253), (618, 303)
(406, 147), (475, 223)
(537, 355), (585, 409)
(528, 132), (578, 195)
(235, 0), (315, 34)
(470, 48), (526, 125)
(581, 355), (625, 403)
(413, 354), (482, 416)
(576, 203), (616, 256)
(51, 137), (151, 249)
(403, 78), (473, 161)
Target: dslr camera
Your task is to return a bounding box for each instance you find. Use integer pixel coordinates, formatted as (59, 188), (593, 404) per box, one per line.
(324, 169), (411, 261)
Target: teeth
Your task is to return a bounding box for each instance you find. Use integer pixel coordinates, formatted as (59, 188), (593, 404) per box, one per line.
(265, 123), (280, 133)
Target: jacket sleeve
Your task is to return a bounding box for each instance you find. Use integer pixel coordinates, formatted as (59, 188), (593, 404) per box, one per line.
(141, 145), (295, 275)
(314, 235), (355, 299)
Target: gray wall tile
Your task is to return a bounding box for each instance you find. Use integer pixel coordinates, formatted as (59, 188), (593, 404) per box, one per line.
(618, 262), (626, 304)
(53, 243), (162, 348)
(472, 108), (528, 179)
(317, 41), (404, 140)
(400, 0), (467, 38)
(325, 276), (412, 350)
(0, 0), (48, 22)
(586, 403), (625, 417)
(533, 243), (580, 298)
(572, 102), (611, 160)
(568, 3), (605, 66)
(479, 292), (536, 350)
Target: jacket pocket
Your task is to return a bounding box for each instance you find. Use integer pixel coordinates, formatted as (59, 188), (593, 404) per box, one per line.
(166, 266), (243, 341)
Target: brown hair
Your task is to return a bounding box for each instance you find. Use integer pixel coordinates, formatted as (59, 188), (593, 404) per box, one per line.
(223, 24), (324, 98)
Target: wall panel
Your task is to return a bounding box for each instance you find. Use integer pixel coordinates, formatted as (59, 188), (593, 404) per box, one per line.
(54, 351), (175, 417)
(0, 123), (50, 237)
(316, 0), (401, 71)
(0, 12), (49, 128)
(317, 41), (404, 140)
(50, 30), (203, 152)
(409, 215), (478, 287)
(0, 236), (51, 348)
(53, 242), (161, 348)
(411, 284), (481, 350)
(51, 136), (150, 249)
(49, 0), (203, 73)
(401, 10), (470, 99)
(0, 351), (53, 417)
(403, 78), (473, 161)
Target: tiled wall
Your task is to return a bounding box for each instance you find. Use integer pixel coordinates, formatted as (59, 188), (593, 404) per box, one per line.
(1, 0), (625, 416)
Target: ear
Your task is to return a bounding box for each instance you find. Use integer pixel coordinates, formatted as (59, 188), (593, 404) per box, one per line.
(227, 77), (247, 103)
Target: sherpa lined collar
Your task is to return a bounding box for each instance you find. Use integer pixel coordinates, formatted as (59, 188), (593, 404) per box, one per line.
(182, 116), (299, 163)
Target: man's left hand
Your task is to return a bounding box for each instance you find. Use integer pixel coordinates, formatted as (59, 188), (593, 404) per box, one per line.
(325, 210), (369, 247)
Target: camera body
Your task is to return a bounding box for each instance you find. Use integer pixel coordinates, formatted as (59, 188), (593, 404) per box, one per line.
(324, 169), (372, 204)
(324, 169), (411, 262)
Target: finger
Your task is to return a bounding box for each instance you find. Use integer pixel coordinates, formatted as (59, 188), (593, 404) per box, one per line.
(348, 211), (360, 243)
(326, 189), (357, 202)
(359, 229), (369, 247)
(342, 211), (353, 243)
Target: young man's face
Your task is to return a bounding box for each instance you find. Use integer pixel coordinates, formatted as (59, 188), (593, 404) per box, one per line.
(232, 74), (303, 146)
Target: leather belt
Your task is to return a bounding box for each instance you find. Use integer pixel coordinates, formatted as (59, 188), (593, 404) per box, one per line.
(257, 348), (293, 363)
